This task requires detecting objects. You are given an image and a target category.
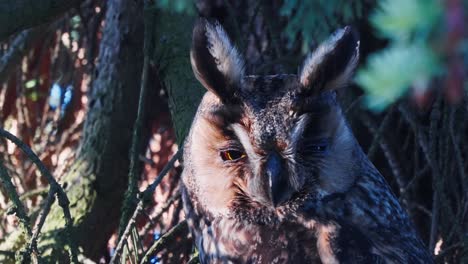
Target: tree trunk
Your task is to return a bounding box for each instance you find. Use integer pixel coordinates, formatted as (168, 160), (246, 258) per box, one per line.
(36, 0), (143, 261)
(154, 11), (205, 145)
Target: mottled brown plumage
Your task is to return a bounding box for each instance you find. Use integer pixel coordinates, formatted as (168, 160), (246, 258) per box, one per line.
(181, 19), (432, 264)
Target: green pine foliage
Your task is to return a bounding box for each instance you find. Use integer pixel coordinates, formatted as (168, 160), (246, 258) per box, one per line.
(370, 0), (440, 41)
(356, 0), (442, 111)
(155, 0), (195, 15)
(280, 0), (365, 51)
(356, 43), (440, 111)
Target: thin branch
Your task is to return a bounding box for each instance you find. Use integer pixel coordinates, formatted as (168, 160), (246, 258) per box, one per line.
(435, 242), (463, 260)
(112, 201), (143, 264)
(140, 191), (181, 237)
(131, 226), (144, 261)
(29, 189), (56, 259)
(119, 2), (153, 238)
(0, 161), (33, 260)
(0, 187), (48, 217)
(359, 110), (406, 193)
(187, 252), (200, 264)
(367, 105), (395, 160)
(110, 149), (181, 264)
(449, 108), (467, 193)
(429, 99), (442, 252)
(398, 105), (436, 171)
(401, 165), (429, 195)
(399, 103), (441, 251)
(0, 29), (39, 84)
(344, 95), (364, 114)
(409, 203), (432, 218)
(0, 128), (78, 263)
(139, 221), (189, 264)
(142, 150), (182, 200)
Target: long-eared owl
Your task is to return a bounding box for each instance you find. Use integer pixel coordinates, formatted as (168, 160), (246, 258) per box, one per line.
(181, 19), (433, 264)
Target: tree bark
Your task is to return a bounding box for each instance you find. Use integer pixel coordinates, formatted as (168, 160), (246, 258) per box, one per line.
(0, 0), (83, 41)
(33, 0), (143, 261)
(154, 11), (205, 144)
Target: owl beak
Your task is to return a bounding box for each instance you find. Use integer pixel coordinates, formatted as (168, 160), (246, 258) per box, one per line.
(265, 152), (290, 207)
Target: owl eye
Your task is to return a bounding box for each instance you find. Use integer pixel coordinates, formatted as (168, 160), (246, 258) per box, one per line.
(301, 139), (330, 156)
(220, 150), (246, 162)
(310, 144), (327, 152)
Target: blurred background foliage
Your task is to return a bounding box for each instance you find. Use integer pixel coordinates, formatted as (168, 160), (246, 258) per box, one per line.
(0, 0), (467, 263)
(357, 0), (443, 111)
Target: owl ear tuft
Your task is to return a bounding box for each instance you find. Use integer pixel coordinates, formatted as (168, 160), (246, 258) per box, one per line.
(299, 26), (359, 95)
(190, 19), (245, 101)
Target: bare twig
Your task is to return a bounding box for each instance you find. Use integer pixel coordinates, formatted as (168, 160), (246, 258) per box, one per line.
(399, 104), (441, 251)
(398, 105), (435, 171)
(0, 28), (39, 84)
(0, 128), (78, 263)
(29, 189), (55, 260)
(367, 105), (395, 160)
(344, 95), (364, 114)
(429, 99), (442, 252)
(140, 191), (181, 237)
(139, 220), (189, 264)
(112, 201), (143, 264)
(142, 150), (182, 200)
(0, 161), (34, 261)
(359, 110), (406, 193)
(409, 203), (432, 218)
(110, 149), (182, 264)
(401, 165), (429, 195)
(0, 187), (48, 217)
(435, 242), (463, 260)
(449, 108), (467, 193)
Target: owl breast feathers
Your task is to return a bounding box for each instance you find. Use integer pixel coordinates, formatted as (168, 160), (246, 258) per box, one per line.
(181, 19), (433, 264)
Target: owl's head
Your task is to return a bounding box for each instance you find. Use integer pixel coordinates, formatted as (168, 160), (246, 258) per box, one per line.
(183, 19), (360, 223)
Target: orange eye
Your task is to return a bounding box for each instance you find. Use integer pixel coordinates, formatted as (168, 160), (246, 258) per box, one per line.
(220, 150), (246, 161)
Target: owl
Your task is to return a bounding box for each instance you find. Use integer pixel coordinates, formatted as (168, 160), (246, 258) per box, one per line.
(181, 19), (433, 264)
